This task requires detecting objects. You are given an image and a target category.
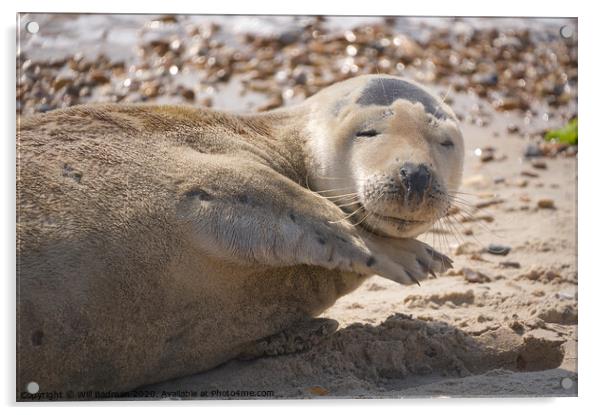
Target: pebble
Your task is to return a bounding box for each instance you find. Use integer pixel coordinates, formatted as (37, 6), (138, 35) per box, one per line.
(36, 103), (52, 112)
(518, 266), (562, 283)
(90, 70), (110, 85)
(537, 198), (556, 209)
(199, 97), (213, 107)
(460, 214), (494, 223)
(521, 170), (539, 178)
(257, 95), (284, 112)
(277, 31), (300, 46)
(475, 198), (504, 209)
(180, 88), (195, 101)
(565, 146), (578, 157)
(515, 179), (529, 188)
(463, 175), (490, 190)
(487, 244), (511, 256)
(472, 72), (498, 86)
(531, 160), (548, 169)
(478, 147), (496, 162)
(454, 242), (482, 256)
(141, 81), (159, 98)
(532, 290), (545, 297)
(52, 77), (73, 91)
(556, 292), (574, 300)
(508, 319), (524, 333)
(524, 143), (543, 158)
(499, 261), (521, 269)
(462, 267), (492, 283)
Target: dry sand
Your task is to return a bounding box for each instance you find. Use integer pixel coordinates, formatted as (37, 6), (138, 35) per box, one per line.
(147, 110), (577, 398)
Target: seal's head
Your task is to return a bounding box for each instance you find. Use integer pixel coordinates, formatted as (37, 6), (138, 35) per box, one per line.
(305, 75), (464, 238)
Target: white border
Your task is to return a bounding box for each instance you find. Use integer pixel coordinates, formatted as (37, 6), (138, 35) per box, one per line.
(2, 1), (599, 414)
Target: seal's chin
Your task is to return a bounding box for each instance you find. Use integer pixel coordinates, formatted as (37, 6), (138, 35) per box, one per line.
(364, 210), (435, 238)
(344, 201), (438, 238)
(370, 211), (427, 227)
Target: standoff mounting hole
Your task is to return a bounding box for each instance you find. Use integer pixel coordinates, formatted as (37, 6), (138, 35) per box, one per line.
(561, 377), (573, 390)
(25, 21), (40, 34)
(26, 381), (39, 394)
(559, 25), (573, 39)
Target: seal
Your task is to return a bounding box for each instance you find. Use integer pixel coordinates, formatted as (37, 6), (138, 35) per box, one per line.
(16, 74), (463, 397)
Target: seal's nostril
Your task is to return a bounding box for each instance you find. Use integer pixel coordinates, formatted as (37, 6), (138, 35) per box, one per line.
(400, 162), (432, 195)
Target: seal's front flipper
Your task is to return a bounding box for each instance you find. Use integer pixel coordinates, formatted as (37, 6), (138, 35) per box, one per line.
(362, 234), (453, 285)
(237, 317), (339, 360)
(176, 158), (377, 275)
(175, 156), (446, 284)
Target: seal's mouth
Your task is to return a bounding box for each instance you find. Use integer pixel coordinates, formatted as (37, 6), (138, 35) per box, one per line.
(369, 211), (427, 226)
(340, 202), (427, 228)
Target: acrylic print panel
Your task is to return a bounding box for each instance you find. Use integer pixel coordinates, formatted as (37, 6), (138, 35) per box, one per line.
(16, 13), (577, 400)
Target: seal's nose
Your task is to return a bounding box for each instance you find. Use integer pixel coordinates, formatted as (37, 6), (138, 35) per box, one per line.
(400, 162), (432, 200)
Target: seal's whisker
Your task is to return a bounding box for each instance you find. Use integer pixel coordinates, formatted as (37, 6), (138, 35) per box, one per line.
(437, 216), (454, 251)
(448, 210), (485, 247)
(447, 202), (479, 218)
(350, 208), (372, 228)
(447, 200), (476, 213)
(311, 187), (357, 194)
(440, 84), (453, 106)
(447, 195), (501, 221)
(312, 175), (364, 181)
(446, 194), (477, 207)
(446, 192), (475, 202)
(315, 193), (358, 201)
(428, 221), (437, 264)
(434, 85), (452, 120)
(428, 219), (443, 263)
(448, 202), (503, 239)
(310, 172), (370, 183)
(431, 219), (443, 261)
(436, 220), (448, 254)
(319, 195), (360, 204)
(376, 67), (390, 105)
(442, 215), (464, 246)
(336, 199), (362, 208)
(448, 190), (478, 197)
(331, 194), (360, 202)
(447, 206), (480, 225)
(349, 190), (385, 228)
(329, 203), (366, 224)
(304, 174), (363, 194)
(318, 194), (358, 201)
(445, 213), (488, 248)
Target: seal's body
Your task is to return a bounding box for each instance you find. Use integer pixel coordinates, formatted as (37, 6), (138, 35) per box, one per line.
(17, 75), (463, 396)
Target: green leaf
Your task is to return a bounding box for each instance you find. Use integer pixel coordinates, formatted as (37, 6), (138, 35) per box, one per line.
(544, 118), (578, 145)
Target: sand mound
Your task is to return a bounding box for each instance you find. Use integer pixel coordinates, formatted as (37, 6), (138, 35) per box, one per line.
(147, 313), (568, 398)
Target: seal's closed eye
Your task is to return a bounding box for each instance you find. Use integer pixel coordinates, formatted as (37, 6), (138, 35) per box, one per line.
(356, 129), (380, 138)
(440, 139), (454, 148)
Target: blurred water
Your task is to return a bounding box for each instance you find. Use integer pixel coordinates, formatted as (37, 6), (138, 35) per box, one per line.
(18, 13), (576, 62)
